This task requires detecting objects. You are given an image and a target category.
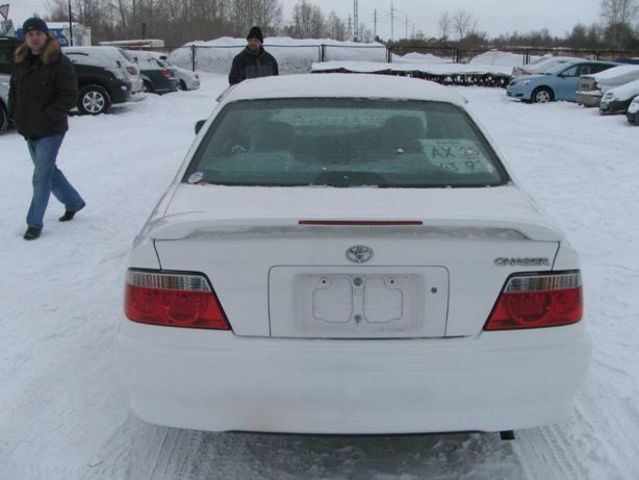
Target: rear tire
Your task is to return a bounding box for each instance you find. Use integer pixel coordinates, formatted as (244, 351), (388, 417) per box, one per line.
(0, 104), (8, 133)
(78, 85), (111, 115)
(143, 80), (154, 93)
(531, 87), (554, 104)
(178, 79), (187, 91)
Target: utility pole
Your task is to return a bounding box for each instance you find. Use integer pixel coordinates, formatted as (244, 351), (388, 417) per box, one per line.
(405, 15), (409, 39)
(374, 9), (377, 38)
(353, 0), (359, 42)
(67, 0), (73, 46)
(390, 2), (396, 41)
(348, 15), (352, 41)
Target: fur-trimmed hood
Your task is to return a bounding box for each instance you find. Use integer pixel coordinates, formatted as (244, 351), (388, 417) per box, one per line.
(13, 37), (61, 65)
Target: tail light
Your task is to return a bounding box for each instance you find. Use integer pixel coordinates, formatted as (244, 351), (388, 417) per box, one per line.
(125, 270), (231, 330)
(126, 65), (138, 75)
(160, 68), (173, 78)
(484, 271), (582, 331)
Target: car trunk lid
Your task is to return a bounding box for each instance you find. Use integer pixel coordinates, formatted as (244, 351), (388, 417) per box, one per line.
(152, 185), (561, 338)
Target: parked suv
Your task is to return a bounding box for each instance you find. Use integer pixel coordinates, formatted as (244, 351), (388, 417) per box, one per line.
(63, 46), (144, 94)
(73, 61), (132, 115)
(0, 73), (10, 132)
(0, 37), (131, 118)
(0, 35), (20, 74)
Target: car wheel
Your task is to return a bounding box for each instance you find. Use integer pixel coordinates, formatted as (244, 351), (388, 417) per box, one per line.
(143, 80), (154, 93)
(532, 87), (553, 104)
(78, 85), (111, 115)
(0, 104), (8, 133)
(178, 80), (187, 90)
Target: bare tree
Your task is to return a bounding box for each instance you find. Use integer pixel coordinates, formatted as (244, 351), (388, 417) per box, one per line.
(290, 0), (325, 38)
(600, 0), (638, 47)
(327, 11), (346, 41)
(438, 11), (451, 40)
(46, 0), (69, 21)
(451, 9), (476, 42)
(601, 0), (638, 24)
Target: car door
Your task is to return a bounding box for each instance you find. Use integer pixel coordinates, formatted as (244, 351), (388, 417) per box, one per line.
(555, 64), (581, 101)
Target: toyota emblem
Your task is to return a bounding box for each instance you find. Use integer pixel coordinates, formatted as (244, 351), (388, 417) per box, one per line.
(346, 245), (374, 263)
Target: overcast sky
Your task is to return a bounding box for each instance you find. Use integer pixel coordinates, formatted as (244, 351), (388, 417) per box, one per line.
(8, 0), (603, 39)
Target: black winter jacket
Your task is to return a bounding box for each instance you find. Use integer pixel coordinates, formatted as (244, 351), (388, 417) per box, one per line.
(9, 37), (78, 139)
(228, 47), (279, 85)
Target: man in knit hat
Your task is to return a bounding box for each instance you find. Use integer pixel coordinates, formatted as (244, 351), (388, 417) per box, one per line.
(9, 17), (85, 240)
(228, 26), (279, 85)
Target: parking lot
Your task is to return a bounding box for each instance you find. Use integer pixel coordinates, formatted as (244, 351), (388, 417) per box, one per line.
(1, 73), (638, 479)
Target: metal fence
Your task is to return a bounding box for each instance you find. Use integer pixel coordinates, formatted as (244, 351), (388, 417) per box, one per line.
(138, 44), (639, 73)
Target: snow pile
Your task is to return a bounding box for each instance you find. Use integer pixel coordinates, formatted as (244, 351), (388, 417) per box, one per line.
(393, 51), (454, 64)
(169, 36), (387, 75)
(469, 49), (542, 68)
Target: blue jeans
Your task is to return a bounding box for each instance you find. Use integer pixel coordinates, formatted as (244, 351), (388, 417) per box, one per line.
(26, 134), (85, 230)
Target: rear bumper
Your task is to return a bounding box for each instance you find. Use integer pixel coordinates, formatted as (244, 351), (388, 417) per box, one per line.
(575, 91), (602, 107)
(117, 320), (591, 434)
(109, 80), (132, 105)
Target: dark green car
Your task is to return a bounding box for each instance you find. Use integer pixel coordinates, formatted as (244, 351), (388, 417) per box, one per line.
(127, 50), (178, 94)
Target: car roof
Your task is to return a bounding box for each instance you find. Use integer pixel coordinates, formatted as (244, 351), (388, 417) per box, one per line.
(221, 73), (468, 106)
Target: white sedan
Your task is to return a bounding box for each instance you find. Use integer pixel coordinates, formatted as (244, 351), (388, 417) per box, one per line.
(117, 74), (591, 436)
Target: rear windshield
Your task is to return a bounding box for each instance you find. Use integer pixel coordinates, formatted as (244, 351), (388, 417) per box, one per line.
(184, 98), (509, 188)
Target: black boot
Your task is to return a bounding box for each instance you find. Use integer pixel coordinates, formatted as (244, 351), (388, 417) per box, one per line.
(23, 227), (41, 240)
(59, 204), (85, 222)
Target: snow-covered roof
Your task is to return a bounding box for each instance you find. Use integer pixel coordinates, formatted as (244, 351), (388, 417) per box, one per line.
(590, 64), (639, 80)
(46, 22), (85, 29)
(220, 73), (467, 106)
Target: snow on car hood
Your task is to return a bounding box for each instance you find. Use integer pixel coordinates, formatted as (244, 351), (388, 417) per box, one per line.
(605, 79), (639, 101)
(149, 184), (564, 242)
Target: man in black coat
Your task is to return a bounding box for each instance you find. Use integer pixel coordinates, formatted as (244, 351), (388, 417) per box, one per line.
(228, 26), (279, 86)
(9, 18), (85, 240)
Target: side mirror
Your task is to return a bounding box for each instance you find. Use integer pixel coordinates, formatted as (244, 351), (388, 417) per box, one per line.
(195, 120), (206, 135)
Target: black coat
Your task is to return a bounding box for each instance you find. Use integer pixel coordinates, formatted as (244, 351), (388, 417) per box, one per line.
(228, 47), (279, 85)
(9, 38), (78, 139)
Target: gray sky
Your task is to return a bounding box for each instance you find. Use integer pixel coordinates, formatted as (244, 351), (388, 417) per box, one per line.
(8, 0), (603, 39)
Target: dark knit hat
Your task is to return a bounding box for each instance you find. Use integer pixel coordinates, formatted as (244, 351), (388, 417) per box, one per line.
(247, 26), (264, 43)
(23, 17), (49, 36)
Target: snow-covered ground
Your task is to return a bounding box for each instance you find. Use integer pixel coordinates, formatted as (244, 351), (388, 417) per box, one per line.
(1, 73), (638, 480)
